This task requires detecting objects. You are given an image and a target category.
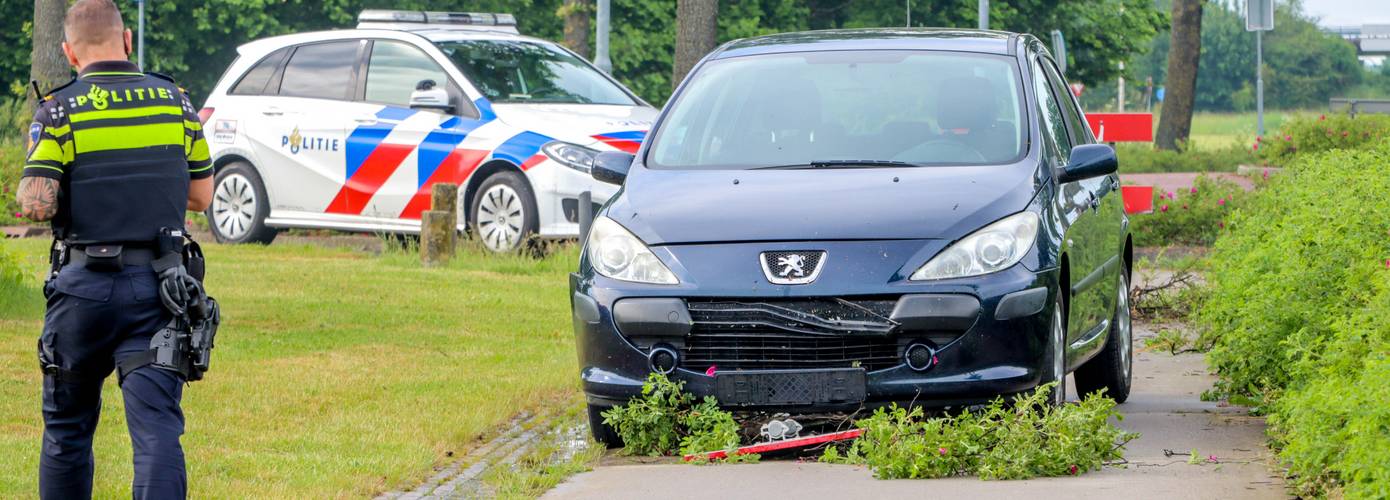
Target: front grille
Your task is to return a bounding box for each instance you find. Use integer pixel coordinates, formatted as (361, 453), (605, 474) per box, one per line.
(682, 299), (904, 372)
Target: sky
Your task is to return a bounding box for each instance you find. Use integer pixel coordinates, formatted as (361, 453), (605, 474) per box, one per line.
(1302, 0), (1390, 27)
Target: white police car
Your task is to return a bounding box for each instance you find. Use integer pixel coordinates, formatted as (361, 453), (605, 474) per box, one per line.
(198, 10), (655, 251)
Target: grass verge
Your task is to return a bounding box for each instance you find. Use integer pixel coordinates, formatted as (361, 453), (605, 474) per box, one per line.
(0, 237), (581, 498)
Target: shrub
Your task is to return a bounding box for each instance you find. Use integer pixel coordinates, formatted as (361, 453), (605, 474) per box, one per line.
(600, 373), (753, 461)
(1129, 175), (1250, 247)
(1254, 113), (1390, 164)
(824, 384), (1136, 480)
(1196, 143), (1390, 496)
(1115, 143), (1257, 174)
(1, 141), (24, 225)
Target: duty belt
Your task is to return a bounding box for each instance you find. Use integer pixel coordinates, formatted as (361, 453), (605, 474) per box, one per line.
(66, 246), (157, 269)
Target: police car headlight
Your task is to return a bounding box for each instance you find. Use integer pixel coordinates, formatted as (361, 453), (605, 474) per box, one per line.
(587, 216), (678, 285)
(542, 141), (598, 173)
(911, 212), (1039, 281)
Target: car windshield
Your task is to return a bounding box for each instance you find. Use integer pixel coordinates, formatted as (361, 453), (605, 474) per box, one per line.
(648, 50), (1026, 170)
(435, 40), (636, 105)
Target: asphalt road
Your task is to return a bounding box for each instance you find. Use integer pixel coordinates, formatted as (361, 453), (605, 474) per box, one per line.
(543, 323), (1287, 500)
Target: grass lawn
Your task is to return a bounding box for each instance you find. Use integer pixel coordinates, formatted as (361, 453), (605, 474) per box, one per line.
(1179, 111), (1307, 151)
(0, 237), (582, 498)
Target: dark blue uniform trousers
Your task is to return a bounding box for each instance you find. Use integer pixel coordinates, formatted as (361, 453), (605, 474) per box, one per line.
(39, 265), (186, 500)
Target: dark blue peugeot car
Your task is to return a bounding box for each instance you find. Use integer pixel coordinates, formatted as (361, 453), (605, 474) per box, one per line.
(570, 29), (1132, 444)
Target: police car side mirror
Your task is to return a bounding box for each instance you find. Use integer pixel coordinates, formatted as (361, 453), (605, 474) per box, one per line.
(593, 151), (634, 185)
(409, 80), (453, 113)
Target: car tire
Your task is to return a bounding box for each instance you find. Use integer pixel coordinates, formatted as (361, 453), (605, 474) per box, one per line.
(469, 171), (539, 253)
(587, 404), (624, 448)
(1074, 265), (1134, 403)
(1042, 292), (1068, 406)
(207, 162), (278, 245)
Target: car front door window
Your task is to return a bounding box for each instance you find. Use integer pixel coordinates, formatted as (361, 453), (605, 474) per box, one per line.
(365, 41), (452, 109)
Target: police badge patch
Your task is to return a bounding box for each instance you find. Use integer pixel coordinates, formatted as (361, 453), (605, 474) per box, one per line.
(26, 122), (41, 154)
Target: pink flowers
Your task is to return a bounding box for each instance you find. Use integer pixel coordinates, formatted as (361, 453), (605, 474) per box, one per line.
(1068, 464), (1079, 475)
(1252, 143), (1260, 151)
(705, 365), (717, 377)
(1319, 114), (1326, 121)
(1218, 198), (1227, 206)
(1190, 186), (1198, 194)
(938, 447), (948, 456)
(1342, 131), (1349, 137)
(1219, 222), (1225, 229)
(1207, 455), (1219, 463)
(1262, 169), (1270, 180)
(12, 212), (22, 219)
(1284, 135), (1292, 141)
(1160, 204), (1169, 213)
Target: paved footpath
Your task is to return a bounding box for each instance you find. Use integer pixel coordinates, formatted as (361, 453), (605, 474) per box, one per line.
(543, 324), (1287, 500)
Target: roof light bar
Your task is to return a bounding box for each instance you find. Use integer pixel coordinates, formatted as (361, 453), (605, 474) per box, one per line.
(358, 10), (517, 27)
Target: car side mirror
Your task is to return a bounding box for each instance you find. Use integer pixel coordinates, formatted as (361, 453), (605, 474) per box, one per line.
(593, 151), (635, 185)
(409, 79), (453, 113)
(1058, 143), (1118, 183)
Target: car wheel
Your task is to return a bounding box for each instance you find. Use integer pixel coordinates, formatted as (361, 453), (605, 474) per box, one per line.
(587, 404), (624, 448)
(1074, 265), (1134, 403)
(207, 162), (278, 245)
(469, 171), (539, 253)
(1042, 293), (1068, 406)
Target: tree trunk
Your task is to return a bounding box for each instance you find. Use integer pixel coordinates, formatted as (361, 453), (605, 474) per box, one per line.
(1155, 0), (1202, 151)
(562, 0), (591, 59)
(29, 0), (69, 114)
(673, 0), (718, 89)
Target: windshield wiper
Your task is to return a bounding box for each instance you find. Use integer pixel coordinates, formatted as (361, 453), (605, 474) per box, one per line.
(752, 159), (918, 170)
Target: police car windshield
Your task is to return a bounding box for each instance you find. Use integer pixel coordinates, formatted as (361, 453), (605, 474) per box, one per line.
(647, 50), (1027, 170)
(436, 40), (636, 105)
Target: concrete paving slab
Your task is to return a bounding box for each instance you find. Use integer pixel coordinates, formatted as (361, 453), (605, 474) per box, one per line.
(542, 324), (1288, 500)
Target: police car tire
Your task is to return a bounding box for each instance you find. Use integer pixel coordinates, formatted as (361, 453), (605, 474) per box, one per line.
(469, 171), (539, 253)
(207, 162), (278, 245)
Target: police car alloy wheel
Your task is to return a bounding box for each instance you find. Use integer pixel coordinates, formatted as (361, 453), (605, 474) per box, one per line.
(208, 162), (277, 245)
(1046, 295), (1068, 406)
(469, 171), (538, 253)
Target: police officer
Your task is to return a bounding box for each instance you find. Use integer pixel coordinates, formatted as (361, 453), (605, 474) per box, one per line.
(15, 0), (212, 498)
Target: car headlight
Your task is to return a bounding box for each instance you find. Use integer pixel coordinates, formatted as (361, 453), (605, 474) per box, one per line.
(910, 212), (1040, 281)
(542, 141), (598, 173)
(586, 216), (679, 284)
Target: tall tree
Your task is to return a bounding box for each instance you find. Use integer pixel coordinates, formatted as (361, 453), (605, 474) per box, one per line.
(1155, 0), (1201, 151)
(28, 0), (68, 114)
(673, 0), (717, 89)
(561, 0), (591, 59)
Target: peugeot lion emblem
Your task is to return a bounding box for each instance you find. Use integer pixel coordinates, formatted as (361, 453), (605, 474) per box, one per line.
(760, 251), (826, 285)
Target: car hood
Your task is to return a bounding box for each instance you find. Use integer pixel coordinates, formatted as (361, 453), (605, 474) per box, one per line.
(490, 103), (658, 151)
(607, 163), (1042, 245)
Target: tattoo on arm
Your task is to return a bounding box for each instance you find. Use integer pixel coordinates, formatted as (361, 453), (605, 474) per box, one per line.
(18, 177), (59, 222)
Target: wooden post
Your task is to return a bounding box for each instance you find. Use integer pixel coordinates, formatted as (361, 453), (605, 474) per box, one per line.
(421, 183), (459, 266)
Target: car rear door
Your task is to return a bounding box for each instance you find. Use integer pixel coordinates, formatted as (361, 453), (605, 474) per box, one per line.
(250, 39), (364, 217)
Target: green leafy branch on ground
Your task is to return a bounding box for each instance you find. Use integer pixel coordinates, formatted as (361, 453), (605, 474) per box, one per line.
(822, 384), (1137, 480)
(601, 373), (757, 462)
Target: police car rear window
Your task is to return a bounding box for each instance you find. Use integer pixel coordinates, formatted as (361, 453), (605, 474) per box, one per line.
(230, 48), (289, 96)
(279, 41), (359, 100)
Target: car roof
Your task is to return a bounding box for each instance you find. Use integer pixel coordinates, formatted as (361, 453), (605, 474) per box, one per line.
(234, 28), (556, 58)
(714, 28), (1023, 59)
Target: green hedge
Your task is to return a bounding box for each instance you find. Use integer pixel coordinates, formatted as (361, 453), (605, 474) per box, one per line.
(1254, 113), (1390, 165)
(1196, 143), (1390, 497)
(1129, 175), (1250, 247)
(1115, 143), (1256, 173)
(1, 141), (24, 225)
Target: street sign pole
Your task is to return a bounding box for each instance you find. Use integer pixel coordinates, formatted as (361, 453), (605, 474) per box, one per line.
(1256, 30), (1263, 135)
(136, 0), (145, 70)
(978, 0), (988, 30)
(595, 0), (612, 73)
(1247, 0), (1273, 136)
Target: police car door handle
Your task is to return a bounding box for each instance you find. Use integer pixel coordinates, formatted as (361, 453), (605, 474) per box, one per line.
(353, 116), (378, 125)
(261, 107), (284, 116)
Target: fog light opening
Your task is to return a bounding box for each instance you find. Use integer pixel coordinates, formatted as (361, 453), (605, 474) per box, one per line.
(905, 342), (937, 372)
(648, 345), (679, 375)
